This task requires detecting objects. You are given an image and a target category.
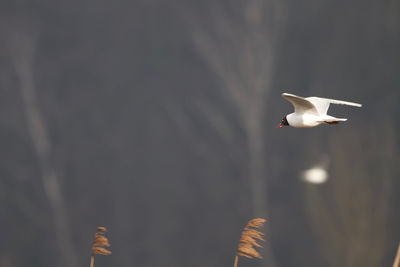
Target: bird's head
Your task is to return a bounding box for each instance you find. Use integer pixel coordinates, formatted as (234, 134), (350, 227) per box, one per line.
(276, 116), (289, 128)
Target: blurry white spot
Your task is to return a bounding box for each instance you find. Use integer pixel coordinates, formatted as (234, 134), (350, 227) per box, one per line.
(301, 167), (328, 184)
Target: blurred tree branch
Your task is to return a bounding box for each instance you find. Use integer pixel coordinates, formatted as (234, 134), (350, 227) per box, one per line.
(8, 27), (78, 267)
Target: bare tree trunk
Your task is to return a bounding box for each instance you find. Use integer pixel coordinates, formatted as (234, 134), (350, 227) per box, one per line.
(177, 1), (286, 265)
(11, 32), (78, 267)
(247, 125), (276, 265)
(304, 127), (396, 267)
(247, 127), (266, 218)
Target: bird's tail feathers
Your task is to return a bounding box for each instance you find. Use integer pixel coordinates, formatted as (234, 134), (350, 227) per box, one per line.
(333, 118), (347, 121)
(322, 117), (347, 124)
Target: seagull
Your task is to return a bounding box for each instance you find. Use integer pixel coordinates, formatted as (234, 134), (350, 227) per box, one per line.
(277, 93), (362, 128)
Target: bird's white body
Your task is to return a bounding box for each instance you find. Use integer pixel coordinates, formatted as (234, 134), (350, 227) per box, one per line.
(279, 93), (362, 128)
(286, 113), (346, 128)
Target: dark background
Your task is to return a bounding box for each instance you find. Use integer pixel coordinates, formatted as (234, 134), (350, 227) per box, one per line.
(1, 1), (399, 267)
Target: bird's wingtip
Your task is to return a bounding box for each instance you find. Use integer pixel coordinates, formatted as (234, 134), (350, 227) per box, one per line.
(282, 92), (295, 97)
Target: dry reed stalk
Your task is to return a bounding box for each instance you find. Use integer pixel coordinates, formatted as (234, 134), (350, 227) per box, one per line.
(234, 218), (266, 267)
(90, 227), (111, 267)
(393, 242), (400, 267)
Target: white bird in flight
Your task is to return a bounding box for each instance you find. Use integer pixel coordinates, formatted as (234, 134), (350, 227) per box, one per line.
(277, 93), (362, 128)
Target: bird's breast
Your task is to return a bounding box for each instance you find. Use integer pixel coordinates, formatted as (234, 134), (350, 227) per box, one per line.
(287, 113), (323, 128)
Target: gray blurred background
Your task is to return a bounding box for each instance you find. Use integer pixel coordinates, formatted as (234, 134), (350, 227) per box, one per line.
(1, 0), (399, 267)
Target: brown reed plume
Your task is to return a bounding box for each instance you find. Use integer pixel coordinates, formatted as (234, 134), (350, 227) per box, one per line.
(90, 226), (111, 267)
(393, 242), (400, 267)
(234, 218), (266, 267)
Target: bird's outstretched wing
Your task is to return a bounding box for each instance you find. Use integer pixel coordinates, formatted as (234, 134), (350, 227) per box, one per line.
(306, 96), (362, 115)
(282, 93), (319, 115)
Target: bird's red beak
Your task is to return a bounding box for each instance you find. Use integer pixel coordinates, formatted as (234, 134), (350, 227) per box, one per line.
(276, 123), (283, 128)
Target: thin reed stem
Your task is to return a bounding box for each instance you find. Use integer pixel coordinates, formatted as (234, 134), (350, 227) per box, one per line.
(233, 255), (238, 267)
(393, 243), (400, 267)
